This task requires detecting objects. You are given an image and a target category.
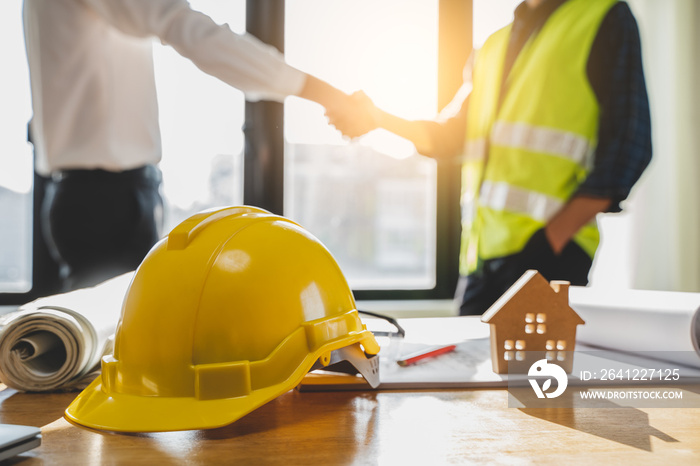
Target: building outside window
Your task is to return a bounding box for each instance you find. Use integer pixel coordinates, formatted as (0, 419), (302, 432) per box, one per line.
(0, 1), (33, 293)
(1, 0), (469, 302)
(284, 0), (440, 291)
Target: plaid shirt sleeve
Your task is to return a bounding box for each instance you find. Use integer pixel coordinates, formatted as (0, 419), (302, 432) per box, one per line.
(574, 2), (652, 212)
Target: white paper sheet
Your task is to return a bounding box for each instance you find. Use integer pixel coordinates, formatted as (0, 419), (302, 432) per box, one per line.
(376, 317), (504, 388)
(0, 273), (132, 391)
(302, 294), (700, 391)
(569, 286), (700, 368)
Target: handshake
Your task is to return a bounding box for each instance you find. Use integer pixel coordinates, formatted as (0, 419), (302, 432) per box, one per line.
(325, 91), (381, 139)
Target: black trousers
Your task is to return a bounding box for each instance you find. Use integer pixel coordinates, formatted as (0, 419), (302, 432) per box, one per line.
(42, 165), (163, 290)
(456, 228), (592, 316)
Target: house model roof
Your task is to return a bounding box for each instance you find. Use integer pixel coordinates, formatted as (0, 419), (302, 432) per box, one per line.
(481, 270), (585, 326)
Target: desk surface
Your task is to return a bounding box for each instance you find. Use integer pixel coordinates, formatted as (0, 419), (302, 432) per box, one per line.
(1, 384), (700, 465)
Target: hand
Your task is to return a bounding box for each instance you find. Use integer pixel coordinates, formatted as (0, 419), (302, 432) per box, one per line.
(543, 224), (566, 255)
(325, 91), (378, 139)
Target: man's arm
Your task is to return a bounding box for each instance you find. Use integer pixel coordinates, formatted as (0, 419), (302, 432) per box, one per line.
(82, 0), (306, 102)
(544, 3), (651, 254)
(296, 76), (374, 134)
(573, 3), (652, 210)
(328, 88), (469, 160)
(367, 106), (442, 157)
(544, 196), (612, 254)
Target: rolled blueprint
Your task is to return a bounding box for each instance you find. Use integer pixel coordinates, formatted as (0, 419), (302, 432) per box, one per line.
(0, 273), (132, 391)
(569, 286), (700, 368)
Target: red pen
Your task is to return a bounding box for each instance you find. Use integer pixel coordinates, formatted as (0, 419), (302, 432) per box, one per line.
(396, 344), (457, 366)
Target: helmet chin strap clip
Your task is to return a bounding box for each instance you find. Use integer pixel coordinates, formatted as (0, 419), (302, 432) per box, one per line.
(309, 343), (380, 388)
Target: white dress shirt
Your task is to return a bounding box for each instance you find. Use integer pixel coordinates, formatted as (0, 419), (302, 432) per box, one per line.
(23, 0), (307, 176)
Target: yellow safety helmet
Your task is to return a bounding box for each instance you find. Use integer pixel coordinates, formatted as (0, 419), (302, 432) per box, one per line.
(65, 206), (380, 432)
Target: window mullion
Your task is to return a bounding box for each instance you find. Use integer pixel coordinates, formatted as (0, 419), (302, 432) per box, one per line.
(243, 0), (286, 215)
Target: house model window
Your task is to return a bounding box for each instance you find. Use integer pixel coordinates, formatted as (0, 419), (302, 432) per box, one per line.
(481, 270), (585, 374)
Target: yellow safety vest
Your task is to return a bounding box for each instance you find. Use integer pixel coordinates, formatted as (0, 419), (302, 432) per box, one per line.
(460, 0), (617, 276)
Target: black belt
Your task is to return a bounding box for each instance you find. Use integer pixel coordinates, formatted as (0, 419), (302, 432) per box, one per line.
(52, 165), (160, 183)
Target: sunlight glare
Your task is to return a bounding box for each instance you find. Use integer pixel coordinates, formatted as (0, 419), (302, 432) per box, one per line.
(285, 0), (438, 148)
(0, 1), (33, 194)
(359, 130), (417, 160)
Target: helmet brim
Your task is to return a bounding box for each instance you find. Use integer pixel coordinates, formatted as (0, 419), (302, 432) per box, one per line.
(64, 373), (299, 432)
(65, 342), (379, 432)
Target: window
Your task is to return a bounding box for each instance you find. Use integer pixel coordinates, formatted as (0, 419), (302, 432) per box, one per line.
(154, 0), (246, 232)
(0, 1), (247, 301)
(0, 2), (33, 293)
(284, 0), (441, 293)
(2, 1), (468, 303)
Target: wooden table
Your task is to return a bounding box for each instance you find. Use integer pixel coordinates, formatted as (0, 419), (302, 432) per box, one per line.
(2, 384), (700, 465)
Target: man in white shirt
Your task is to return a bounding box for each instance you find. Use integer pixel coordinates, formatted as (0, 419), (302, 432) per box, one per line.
(23, 0), (365, 290)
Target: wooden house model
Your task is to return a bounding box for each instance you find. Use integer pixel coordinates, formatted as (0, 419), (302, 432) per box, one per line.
(481, 270), (585, 374)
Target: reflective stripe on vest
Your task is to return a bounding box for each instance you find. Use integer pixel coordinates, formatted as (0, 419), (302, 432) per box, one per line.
(476, 180), (597, 228)
(460, 181), (562, 235)
(462, 122), (594, 166)
(491, 121), (594, 168)
(479, 180), (562, 222)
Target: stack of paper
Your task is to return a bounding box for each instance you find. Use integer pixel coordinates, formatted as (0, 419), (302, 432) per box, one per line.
(0, 274), (131, 392)
(570, 286), (700, 368)
(301, 286), (700, 391)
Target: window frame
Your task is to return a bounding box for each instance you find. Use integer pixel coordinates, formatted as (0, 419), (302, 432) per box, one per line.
(0, 173), (65, 305)
(0, 0), (470, 305)
(244, 0), (470, 300)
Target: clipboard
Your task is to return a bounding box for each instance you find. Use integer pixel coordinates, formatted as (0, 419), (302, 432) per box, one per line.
(298, 316), (700, 392)
(0, 424), (41, 461)
(299, 317), (506, 391)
